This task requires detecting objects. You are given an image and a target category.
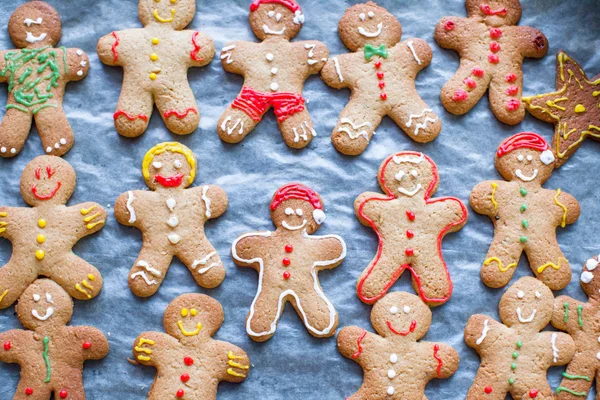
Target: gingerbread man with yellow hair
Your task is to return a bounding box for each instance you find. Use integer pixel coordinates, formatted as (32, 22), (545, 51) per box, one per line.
(97, 0), (214, 137)
(115, 142), (228, 298)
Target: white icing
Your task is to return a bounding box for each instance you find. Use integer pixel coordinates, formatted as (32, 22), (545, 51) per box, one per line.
(24, 18), (42, 27)
(518, 155), (524, 162)
(136, 260), (161, 276)
(26, 32), (47, 43)
(368, 11), (375, 18)
(130, 271), (157, 286)
(0, 147), (5, 153)
(59, 138), (67, 145)
(307, 59), (319, 65)
(10, 148), (15, 154)
(126, 191), (136, 223)
(403, 306), (410, 314)
(221, 116), (244, 135)
(201, 186), (212, 218)
(410, 170), (418, 178)
(293, 10), (304, 25)
(285, 207), (294, 215)
(296, 209), (303, 216)
(551, 332), (559, 362)
(167, 215), (179, 227)
(475, 319), (489, 345)
(389, 354), (398, 363)
(268, 11), (275, 18)
(282, 220), (307, 231)
(262, 25), (286, 35)
(221, 45), (236, 64)
(191, 252), (220, 274)
(271, 67), (278, 75)
(358, 22), (383, 38)
(54, 143), (60, 149)
(338, 118), (372, 140)
(406, 40), (422, 65)
(313, 209), (326, 225)
(266, 53), (274, 61)
(45, 293), (53, 304)
(535, 291), (542, 299)
(77, 70), (83, 76)
(332, 57), (344, 82)
(305, 44), (315, 57)
(398, 184), (422, 197)
(387, 370), (396, 379)
(387, 387), (395, 395)
(32, 307), (54, 321)
(392, 153), (424, 165)
(540, 150), (555, 165)
(581, 271), (594, 284)
(389, 306), (398, 314)
(586, 259), (599, 270)
(152, 162), (162, 169)
(516, 307), (536, 323)
(276, 13), (282, 22)
(166, 198), (176, 211)
(168, 233), (180, 244)
(405, 109), (438, 135)
(173, 160), (182, 169)
(515, 169), (538, 182)
(293, 122), (316, 143)
(597, 352), (600, 361)
(406, 109), (432, 127)
(527, 155), (533, 161)
(270, 82), (279, 91)
(359, 13), (366, 21)
(232, 230), (346, 338)
(517, 290), (525, 299)
(46, 147), (52, 153)
(76, 49), (83, 56)
(33, 294), (41, 302)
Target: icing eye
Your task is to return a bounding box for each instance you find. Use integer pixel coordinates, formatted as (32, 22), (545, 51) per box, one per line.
(276, 13), (282, 21)
(33, 294), (41, 302)
(395, 171), (405, 181)
(296, 208), (303, 216)
(152, 162), (162, 169)
(517, 290), (525, 299)
(285, 207), (294, 216)
(173, 160), (182, 169)
(268, 11), (275, 18)
(527, 155), (533, 161)
(368, 11), (375, 18)
(181, 308), (189, 317)
(190, 309), (198, 316)
(534, 291), (541, 299)
(410, 169), (419, 178)
(359, 13), (366, 21)
(389, 306), (398, 314)
(403, 306), (410, 314)
(46, 293), (53, 304)
(517, 155), (524, 162)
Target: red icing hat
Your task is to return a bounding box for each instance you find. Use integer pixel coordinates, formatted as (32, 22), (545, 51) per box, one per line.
(270, 183), (322, 211)
(250, 0), (301, 12)
(497, 132), (549, 157)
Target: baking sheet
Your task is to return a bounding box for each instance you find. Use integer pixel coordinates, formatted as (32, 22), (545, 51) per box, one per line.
(0, 0), (599, 398)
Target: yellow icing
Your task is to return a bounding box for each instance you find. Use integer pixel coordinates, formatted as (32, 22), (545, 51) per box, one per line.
(83, 213), (102, 223)
(490, 183), (498, 213)
(86, 220), (105, 230)
(137, 355), (151, 362)
(181, 308), (189, 317)
(227, 368), (246, 378)
(80, 205), (97, 215)
(190, 308), (197, 316)
(228, 351), (245, 360)
(138, 338), (155, 346)
(228, 360), (249, 369)
(38, 219), (46, 228)
(537, 258), (568, 273)
(152, 38), (160, 45)
(37, 234), (45, 243)
(88, 274), (96, 281)
(134, 346), (153, 355)
(0, 289), (8, 303)
(82, 280), (93, 290)
(177, 321), (203, 336)
(554, 189), (568, 228)
(0, 212), (7, 217)
(75, 284), (92, 299)
(150, 53), (158, 61)
(153, 8), (175, 23)
(35, 250), (45, 260)
(575, 104), (586, 113)
(484, 257), (517, 273)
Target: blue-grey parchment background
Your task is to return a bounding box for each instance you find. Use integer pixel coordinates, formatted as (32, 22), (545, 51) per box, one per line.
(0, 0), (599, 398)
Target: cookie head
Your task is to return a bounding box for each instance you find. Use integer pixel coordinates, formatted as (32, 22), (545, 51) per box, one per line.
(371, 292), (431, 340)
(495, 133), (555, 184)
(499, 277), (553, 329)
(581, 256), (600, 300)
(138, 0), (196, 30)
(338, 2), (402, 52)
(8, 1), (61, 49)
(20, 156), (76, 207)
(270, 183), (325, 234)
(142, 142), (197, 191)
(248, 0), (304, 41)
(16, 279), (73, 331)
(164, 294), (224, 341)
(466, 0), (522, 27)
(379, 152), (438, 199)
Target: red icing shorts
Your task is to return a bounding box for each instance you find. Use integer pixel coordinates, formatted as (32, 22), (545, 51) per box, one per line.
(232, 86), (305, 122)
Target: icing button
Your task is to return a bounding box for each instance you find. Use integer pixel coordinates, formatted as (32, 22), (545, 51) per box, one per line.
(283, 271), (291, 279)
(405, 248), (414, 256)
(35, 250), (45, 260)
(184, 356), (194, 366)
(406, 230), (414, 239)
(176, 389), (184, 398)
(596, 352), (600, 360)
(25, 388), (34, 396)
(59, 391), (68, 399)
(387, 369), (396, 379)
(83, 341), (92, 349)
(282, 257), (291, 266)
(152, 38), (160, 45)
(285, 244), (293, 253)
(181, 373), (190, 383)
(38, 219), (47, 228)
(380, 93), (387, 100)
(266, 53), (274, 61)
(484, 386), (493, 394)
(406, 211), (415, 221)
(387, 386), (395, 395)
(389, 353), (398, 363)
(3, 341), (11, 350)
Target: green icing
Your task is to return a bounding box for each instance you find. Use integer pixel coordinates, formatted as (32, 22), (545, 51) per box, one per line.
(562, 372), (591, 382)
(577, 305), (583, 327)
(42, 336), (51, 383)
(563, 302), (569, 323)
(555, 387), (586, 396)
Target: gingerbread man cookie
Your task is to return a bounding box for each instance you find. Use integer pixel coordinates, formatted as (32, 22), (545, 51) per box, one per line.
(0, 1), (89, 158)
(355, 152), (468, 306)
(321, 2), (441, 156)
(0, 156), (106, 309)
(435, 0), (548, 125)
(232, 183), (346, 342)
(115, 142), (227, 297)
(97, 0), (214, 137)
(337, 291), (459, 399)
(551, 254), (600, 398)
(523, 52), (600, 167)
(0, 279), (109, 400)
(217, 0), (328, 149)
(470, 132), (580, 290)
(465, 277), (575, 399)
(132, 293), (250, 400)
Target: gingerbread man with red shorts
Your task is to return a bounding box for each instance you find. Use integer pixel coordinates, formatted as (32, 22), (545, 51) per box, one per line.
(337, 291), (459, 399)
(0, 279), (109, 400)
(97, 0), (214, 137)
(355, 152), (468, 306)
(232, 183), (346, 342)
(435, 0), (548, 125)
(217, 0), (328, 149)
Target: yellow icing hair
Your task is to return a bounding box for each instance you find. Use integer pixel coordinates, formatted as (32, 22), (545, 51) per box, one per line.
(142, 142), (196, 184)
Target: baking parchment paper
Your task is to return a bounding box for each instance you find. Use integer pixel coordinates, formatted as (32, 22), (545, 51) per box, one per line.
(1, 0), (599, 398)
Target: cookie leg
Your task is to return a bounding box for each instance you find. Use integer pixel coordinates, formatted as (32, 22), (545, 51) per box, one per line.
(34, 105), (74, 156)
(440, 60), (492, 116)
(466, 371), (505, 400)
(409, 258), (452, 306)
(246, 288), (284, 342)
(511, 381), (552, 400)
(525, 239), (571, 291)
(278, 109), (316, 149)
(128, 247), (173, 297)
(292, 289), (338, 338)
(489, 71), (525, 125)
(332, 100), (382, 156)
(114, 80), (153, 138)
(555, 351), (595, 399)
(216, 106), (260, 144)
(480, 235), (522, 288)
(177, 245), (225, 289)
(356, 250), (404, 304)
(388, 103), (441, 144)
(54, 383), (85, 400)
(155, 85), (200, 135)
(0, 258), (37, 309)
(0, 107), (33, 158)
(47, 254), (103, 301)
(13, 382), (50, 400)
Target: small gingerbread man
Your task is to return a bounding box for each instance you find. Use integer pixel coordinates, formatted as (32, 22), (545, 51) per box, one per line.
(321, 2), (441, 156)
(551, 254), (600, 398)
(97, 0), (214, 137)
(355, 152), (468, 306)
(0, 155), (106, 309)
(132, 293), (250, 400)
(0, 279), (109, 400)
(232, 183), (346, 342)
(115, 142), (228, 297)
(338, 291), (459, 399)
(217, 0), (328, 149)
(470, 132), (580, 290)
(0, 1), (89, 158)
(465, 277), (575, 399)
(435, 0), (548, 125)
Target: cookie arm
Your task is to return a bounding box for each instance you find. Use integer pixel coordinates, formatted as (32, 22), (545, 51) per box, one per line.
(297, 40), (329, 75)
(0, 50), (8, 82)
(517, 27), (548, 59)
(220, 41), (250, 75)
(74, 202), (107, 237)
(554, 190), (580, 225)
(0, 330), (33, 364)
(403, 38), (433, 72)
(219, 343), (251, 383)
(231, 232), (271, 268)
(201, 184), (228, 220)
(470, 181), (500, 217)
(321, 53), (354, 89)
(434, 17), (470, 51)
(189, 30), (215, 67)
(433, 197), (468, 231)
(0, 206), (14, 239)
(97, 31), (121, 66)
(354, 192), (387, 227)
(542, 331), (575, 367)
(429, 342), (459, 379)
(464, 314), (501, 351)
(311, 235), (346, 270)
(114, 191), (140, 228)
(73, 326), (109, 360)
(65, 48), (89, 82)
(552, 295), (584, 334)
(132, 332), (172, 367)
(337, 326), (369, 361)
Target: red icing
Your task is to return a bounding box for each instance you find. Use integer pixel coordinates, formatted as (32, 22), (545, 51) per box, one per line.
(270, 183), (322, 211)
(497, 132), (549, 157)
(444, 20), (455, 31)
(387, 320), (417, 336)
(490, 42), (501, 53)
(484, 386), (493, 394)
(3, 341), (11, 351)
(59, 391), (68, 399)
(351, 330), (367, 359)
(113, 110), (149, 122)
(285, 244), (293, 253)
(374, 61), (381, 69)
(452, 89), (469, 102)
(35, 168), (41, 180)
(464, 78), (477, 89)
(46, 166), (55, 178)
(283, 271), (291, 279)
(405, 248), (414, 256)
(380, 93), (387, 100)
(356, 152), (468, 304)
(406, 230), (414, 239)
(379, 82), (385, 89)
(181, 373), (190, 383)
(111, 31), (120, 62)
(32, 182), (62, 200)
(377, 72), (384, 79)
(472, 67), (485, 78)
(155, 174), (185, 188)
(190, 31), (203, 62)
(184, 356), (194, 366)
(250, 0), (300, 13)
(406, 211), (415, 221)
(282, 257), (291, 266)
(232, 87), (305, 122)
(489, 28), (503, 39)
(83, 342), (92, 350)
(176, 389), (184, 398)
(506, 85), (519, 96)
(506, 99), (521, 111)
(480, 4), (508, 16)
(164, 108), (198, 119)
(25, 388), (34, 396)
(488, 54), (499, 64)
(433, 344), (443, 377)
(505, 73), (518, 83)
(529, 390), (539, 398)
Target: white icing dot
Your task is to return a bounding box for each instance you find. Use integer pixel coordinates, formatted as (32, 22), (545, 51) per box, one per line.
(76, 49), (83, 56)
(168, 233), (180, 244)
(517, 290), (525, 299)
(387, 369), (396, 379)
(173, 160), (182, 169)
(167, 215), (179, 227)
(359, 13), (366, 21)
(59, 138), (67, 145)
(368, 11), (375, 17)
(166, 198), (177, 211)
(581, 271), (594, 284)
(389, 353), (398, 363)
(80, 60), (87, 67)
(54, 143), (60, 149)
(77, 70), (83, 76)
(597, 352), (600, 361)
(10, 148), (16, 154)
(517, 154), (524, 161)
(33, 294), (40, 301)
(268, 11), (275, 17)
(0, 147), (5, 153)
(586, 259), (599, 271)
(46, 147), (52, 153)
(403, 306), (410, 314)
(387, 386), (395, 395)
(389, 306), (398, 314)
(152, 162), (162, 169)
(527, 155), (533, 161)
(271, 67), (278, 75)
(295, 208), (303, 216)
(597, 337), (600, 343)
(270, 82), (279, 91)
(535, 291), (541, 299)
(540, 150), (555, 165)
(266, 53), (274, 61)
(285, 207), (294, 216)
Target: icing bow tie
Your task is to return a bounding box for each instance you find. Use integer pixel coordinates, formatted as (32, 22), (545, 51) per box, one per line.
(364, 44), (388, 61)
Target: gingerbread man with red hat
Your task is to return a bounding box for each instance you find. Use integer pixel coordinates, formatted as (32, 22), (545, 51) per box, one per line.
(231, 183), (346, 342)
(470, 132), (580, 290)
(217, 0), (328, 149)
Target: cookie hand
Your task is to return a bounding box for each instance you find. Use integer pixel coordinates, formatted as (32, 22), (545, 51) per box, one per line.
(79, 203), (106, 233)
(225, 350), (250, 381)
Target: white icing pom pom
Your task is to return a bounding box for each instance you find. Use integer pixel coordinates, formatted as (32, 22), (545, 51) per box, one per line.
(293, 10), (305, 24)
(540, 150), (555, 165)
(581, 271), (594, 284)
(313, 209), (326, 225)
(586, 258), (599, 271)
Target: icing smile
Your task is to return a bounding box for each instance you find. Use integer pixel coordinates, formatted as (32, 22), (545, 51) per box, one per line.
(32, 307), (54, 321)
(282, 220), (307, 231)
(155, 174), (184, 187)
(358, 22), (383, 38)
(398, 184), (422, 197)
(177, 321), (203, 337)
(516, 307), (536, 323)
(480, 4), (508, 16)
(31, 182), (61, 200)
(515, 169), (538, 182)
(386, 320), (417, 336)
(153, 8), (175, 23)
(26, 32), (47, 43)
(262, 24), (286, 35)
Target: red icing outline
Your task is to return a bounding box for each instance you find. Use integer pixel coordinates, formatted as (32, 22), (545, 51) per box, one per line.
(113, 111), (149, 122)
(232, 87), (306, 122)
(111, 31), (120, 62)
(386, 320), (417, 336)
(270, 183), (322, 211)
(497, 132), (549, 157)
(155, 174), (185, 188)
(351, 330), (367, 359)
(164, 108), (198, 119)
(480, 4), (508, 16)
(250, 0), (300, 12)
(32, 182), (61, 200)
(190, 31), (203, 62)
(433, 344), (442, 377)
(356, 152), (468, 305)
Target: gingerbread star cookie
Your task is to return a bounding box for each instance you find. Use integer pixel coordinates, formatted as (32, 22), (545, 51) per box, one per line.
(523, 51), (600, 166)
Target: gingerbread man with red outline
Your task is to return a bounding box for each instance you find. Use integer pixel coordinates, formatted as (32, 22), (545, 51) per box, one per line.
(217, 0), (328, 149)
(355, 152), (468, 306)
